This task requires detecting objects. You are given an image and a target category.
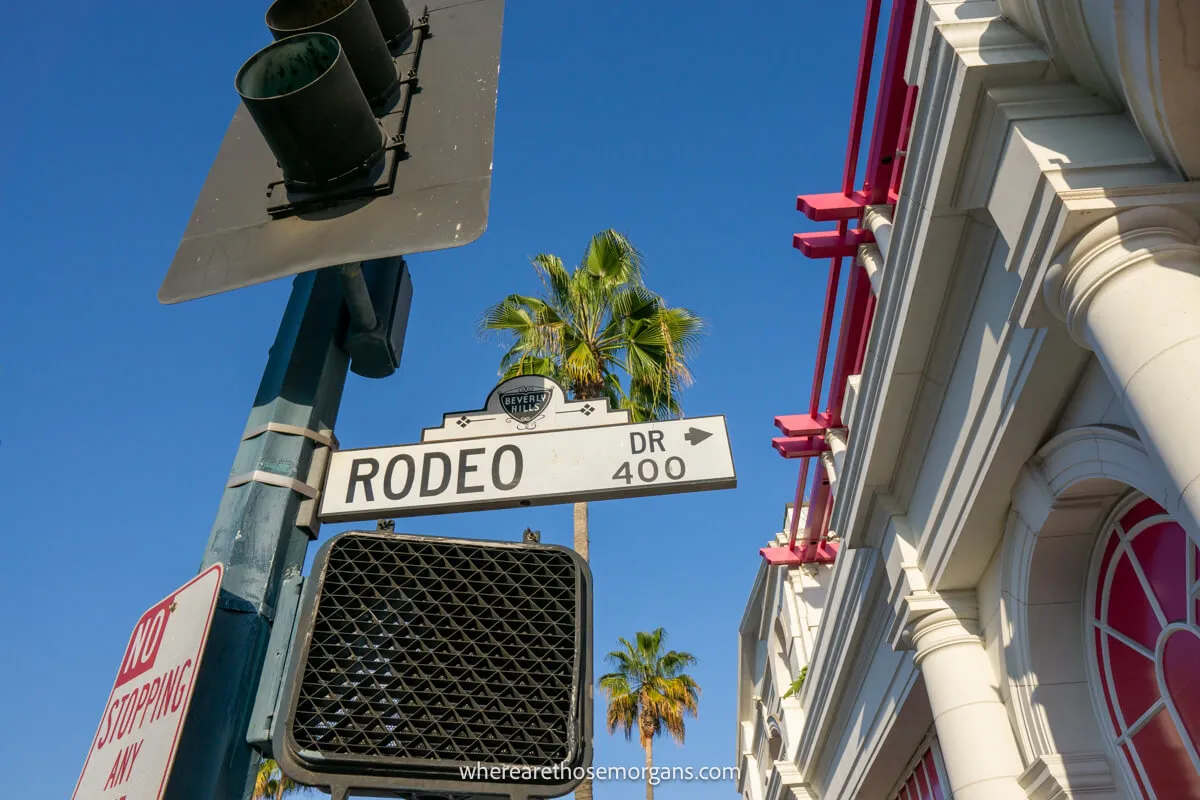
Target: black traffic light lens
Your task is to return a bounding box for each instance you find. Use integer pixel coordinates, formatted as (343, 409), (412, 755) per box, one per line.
(236, 33), (339, 99)
(236, 33), (385, 188)
(265, 0), (400, 107)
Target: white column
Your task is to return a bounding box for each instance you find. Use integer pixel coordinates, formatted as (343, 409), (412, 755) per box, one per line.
(1045, 206), (1200, 544)
(863, 205), (894, 259)
(819, 429), (848, 498)
(858, 243), (885, 295)
(906, 591), (1026, 800)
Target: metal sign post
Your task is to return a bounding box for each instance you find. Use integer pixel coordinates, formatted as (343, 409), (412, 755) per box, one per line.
(134, 0), (505, 795)
(162, 271), (352, 799)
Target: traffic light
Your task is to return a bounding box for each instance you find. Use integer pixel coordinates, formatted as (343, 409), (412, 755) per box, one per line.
(160, 0), (504, 305)
(273, 531), (593, 799)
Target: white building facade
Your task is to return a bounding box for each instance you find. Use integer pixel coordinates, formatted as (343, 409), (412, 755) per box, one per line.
(737, 2), (1200, 799)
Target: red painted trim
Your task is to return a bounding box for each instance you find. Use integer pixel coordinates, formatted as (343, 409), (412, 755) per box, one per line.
(853, 292), (877, 375)
(862, 0), (918, 204)
(760, 541), (838, 566)
(802, 483), (836, 561)
(799, 481), (831, 554)
(827, 264), (873, 426)
(774, 413), (832, 437)
(793, 228), (874, 259)
(760, 546), (805, 566)
(772, 435), (830, 459)
(764, 0), (918, 566)
(808, 247), (843, 416)
(787, 458), (810, 548)
(889, 85), (919, 197)
(842, 0), (884, 196)
(796, 191), (869, 222)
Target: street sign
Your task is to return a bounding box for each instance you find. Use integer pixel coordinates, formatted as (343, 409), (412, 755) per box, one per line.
(319, 379), (736, 521)
(73, 565), (223, 800)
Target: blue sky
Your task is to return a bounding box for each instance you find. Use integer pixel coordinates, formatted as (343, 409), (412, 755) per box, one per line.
(0, 1), (867, 797)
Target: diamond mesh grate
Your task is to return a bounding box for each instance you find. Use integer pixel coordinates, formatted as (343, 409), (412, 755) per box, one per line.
(290, 533), (583, 770)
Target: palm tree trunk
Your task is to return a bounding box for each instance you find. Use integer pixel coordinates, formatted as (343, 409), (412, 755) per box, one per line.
(643, 736), (654, 800)
(573, 501), (593, 800)
(573, 502), (589, 559)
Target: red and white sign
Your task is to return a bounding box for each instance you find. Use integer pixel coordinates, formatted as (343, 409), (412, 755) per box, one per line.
(73, 564), (223, 800)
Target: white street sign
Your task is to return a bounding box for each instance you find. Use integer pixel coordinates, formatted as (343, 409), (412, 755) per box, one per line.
(319, 415), (736, 522)
(73, 565), (223, 800)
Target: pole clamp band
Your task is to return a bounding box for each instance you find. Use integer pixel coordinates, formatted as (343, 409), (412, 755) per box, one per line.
(241, 422), (339, 450)
(226, 470), (320, 499)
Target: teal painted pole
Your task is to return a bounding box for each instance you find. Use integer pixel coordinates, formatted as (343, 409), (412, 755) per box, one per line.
(164, 268), (350, 799)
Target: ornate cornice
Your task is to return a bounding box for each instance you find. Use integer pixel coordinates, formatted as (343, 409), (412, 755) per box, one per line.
(891, 589), (981, 661)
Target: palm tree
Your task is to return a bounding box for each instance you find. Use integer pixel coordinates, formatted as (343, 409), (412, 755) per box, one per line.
(481, 230), (703, 800)
(599, 628), (701, 800)
(480, 229), (702, 418)
(252, 758), (303, 799)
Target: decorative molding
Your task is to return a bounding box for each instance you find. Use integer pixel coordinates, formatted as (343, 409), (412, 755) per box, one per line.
(885, 532), (930, 651)
(1100, 0), (1194, 178)
(834, 0), (1051, 552)
(1018, 753), (1120, 800)
(1000, 425), (1163, 765)
(997, 0), (1120, 99)
(890, 588), (981, 660)
(767, 761), (818, 800)
(999, 0), (1199, 179)
(931, 8), (1049, 73)
(792, 549), (884, 777)
(1011, 425), (1169, 533)
(1045, 205), (1200, 346)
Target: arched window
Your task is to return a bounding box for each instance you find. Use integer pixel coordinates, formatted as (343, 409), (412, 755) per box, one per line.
(766, 717), (783, 763)
(1089, 497), (1200, 797)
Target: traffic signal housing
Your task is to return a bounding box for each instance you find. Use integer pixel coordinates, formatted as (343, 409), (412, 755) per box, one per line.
(160, 0), (504, 304)
(273, 531), (593, 800)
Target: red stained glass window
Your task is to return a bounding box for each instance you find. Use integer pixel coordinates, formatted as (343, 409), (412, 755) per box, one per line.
(1091, 499), (1200, 797)
(891, 743), (946, 800)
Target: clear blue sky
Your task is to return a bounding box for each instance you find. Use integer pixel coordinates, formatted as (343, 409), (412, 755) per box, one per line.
(0, 2), (868, 797)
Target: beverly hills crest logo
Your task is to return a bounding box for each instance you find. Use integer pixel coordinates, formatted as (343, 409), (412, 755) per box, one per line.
(498, 384), (553, 426)
(419, 375), (632, 443)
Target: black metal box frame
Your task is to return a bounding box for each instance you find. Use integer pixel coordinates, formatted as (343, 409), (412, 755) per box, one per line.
(273, 531), (593, 800)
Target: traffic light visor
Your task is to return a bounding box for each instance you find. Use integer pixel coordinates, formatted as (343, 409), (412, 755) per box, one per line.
(235, 33), (385, 188)
(235, 33), (339, 100)
(265, 0), (400, 107)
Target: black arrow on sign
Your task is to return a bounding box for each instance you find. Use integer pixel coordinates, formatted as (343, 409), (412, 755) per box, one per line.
(683, 427), (713, 446)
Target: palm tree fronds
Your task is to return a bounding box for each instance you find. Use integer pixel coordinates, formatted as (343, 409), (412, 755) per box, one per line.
(252, 758), (304, 799)
(583, 229), (644, 287)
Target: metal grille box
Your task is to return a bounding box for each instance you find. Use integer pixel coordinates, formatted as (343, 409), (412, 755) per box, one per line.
(274, 531), (592, 799)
